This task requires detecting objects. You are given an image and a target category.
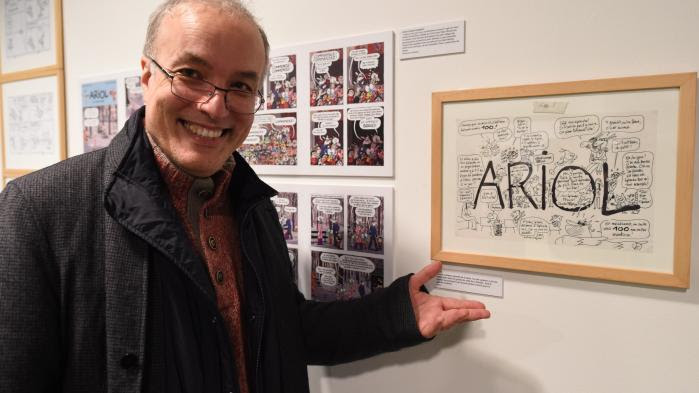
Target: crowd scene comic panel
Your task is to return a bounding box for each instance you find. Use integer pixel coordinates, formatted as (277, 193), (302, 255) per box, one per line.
(239, 112), (298, 166)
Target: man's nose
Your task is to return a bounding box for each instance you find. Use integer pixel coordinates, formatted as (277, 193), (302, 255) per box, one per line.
(198, 90), (230, 119)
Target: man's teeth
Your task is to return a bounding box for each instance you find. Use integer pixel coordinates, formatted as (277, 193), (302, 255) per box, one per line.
(183, 122), (223, 138)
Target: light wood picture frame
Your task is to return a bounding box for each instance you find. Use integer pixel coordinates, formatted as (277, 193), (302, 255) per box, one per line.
(432, 73), (696, 288)
(0, 0), (64, 76)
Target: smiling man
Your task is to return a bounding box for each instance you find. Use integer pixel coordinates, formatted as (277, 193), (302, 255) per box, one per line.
(0, 1), (489, 392)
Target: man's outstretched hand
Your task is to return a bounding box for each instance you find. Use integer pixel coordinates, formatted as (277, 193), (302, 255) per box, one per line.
(409, 261), (491, 338)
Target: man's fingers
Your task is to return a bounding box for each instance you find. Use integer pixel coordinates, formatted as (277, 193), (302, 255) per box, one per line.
(440, 296), (487, 311)
(441, 308), (491, 329)
(410, 260), (442, 291)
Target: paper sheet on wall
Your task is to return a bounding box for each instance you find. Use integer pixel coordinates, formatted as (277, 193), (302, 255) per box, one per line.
(266, 182), (393, 301)
(238, 31), (394, 176)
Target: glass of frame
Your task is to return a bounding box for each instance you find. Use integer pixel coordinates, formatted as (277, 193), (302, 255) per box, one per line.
(431, 73), (696, 288)
(1, 74), (66, 171)
(0, 0), (63, 75)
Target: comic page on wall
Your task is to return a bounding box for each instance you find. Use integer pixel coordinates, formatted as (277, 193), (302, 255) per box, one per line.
(240, 31), (393, 176)
(453, 112), (657, 253)
(79, 71), (143, 153)
(1, 76), (61, 170)
(268, 183), (393, 301)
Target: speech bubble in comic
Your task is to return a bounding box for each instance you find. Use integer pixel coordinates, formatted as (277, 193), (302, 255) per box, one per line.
(316, 266), (336, 275)
(318, 204), (342, 214)
(269, 73), (287, 82)
(273, 117), (297, 126)
(271, 196), (289, 206)
(312, 128), (327, 136)
(623, 152), (653, 188)
(320, 252), (339, 264)
(553, 168), (595, 209)
(554, 115), (600, 139)
(636, 189), (652, 208)
(320, 274), (338, 287)
(458, 118), (510, 136)
(533, 153), (554, 165)
(270, 62), (294, 75)
(350, 195), (381, 217)
(612, 137), (641, 153)
(359, 118), (381, 130)
(339, 255), (375, 273)
(271, 56), (290, 65)
(284, 206), (297, 213)
(254, 114), (275, 124)
(495, 127), (512, 142)
(312, 111), (342, 123)
(349, 195), (382, 209)
(84, 107), (98, 118)
(312, 51), (340, 64)
(600, 219), (650, 239)
(84, 118), (99, 127)
(243, 136), (260, 144)
(347, 106), (384, 121)
(458, 155), (483, 188)
(602, 115), (644, 133)
(518, 217), (549, 240)
(479, 189), (500, 204)
(349, 48), (368, 58)
(314, 197), (343, 214)
(520, 131), (549, 151)
(360, 59), (379, 69)
(513, 117), (531, 136)
(457, 188), (476, 205)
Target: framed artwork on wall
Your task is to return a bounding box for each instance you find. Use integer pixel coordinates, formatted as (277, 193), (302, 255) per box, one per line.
(0, 0), (64, 76)
(432, 73), (696, 288)
(1, 74), (66, 172)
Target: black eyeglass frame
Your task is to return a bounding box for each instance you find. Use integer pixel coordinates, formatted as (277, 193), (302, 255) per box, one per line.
(148, 56), (265, 114)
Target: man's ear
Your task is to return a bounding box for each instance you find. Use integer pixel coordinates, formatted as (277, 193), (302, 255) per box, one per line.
(140, 56), (153, 104)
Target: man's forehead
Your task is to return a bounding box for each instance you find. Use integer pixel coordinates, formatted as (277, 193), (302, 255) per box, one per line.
(154, 4), (265, 74)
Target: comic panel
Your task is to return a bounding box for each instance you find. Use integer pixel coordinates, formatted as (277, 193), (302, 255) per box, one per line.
(311, 251), (384, 302)
(310, 48), (344, 107)
(310, 194), (344, 250)
(82, 80), (119, 152)
(124, 76), (144, 119)
(348, 195), (385, 254)
(271, 192), (299, 245)
(266, 54), (297, 109)
(347, 42), (384, 104)
(239, 112), (298, 165)
(310, 109), (344, 166)
(347, 106), (384, 166)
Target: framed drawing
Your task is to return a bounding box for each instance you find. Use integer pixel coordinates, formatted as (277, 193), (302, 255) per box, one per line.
(0, 0), (63, 76)
(1, 73), (66, 171)
(432, 73), (696, 288)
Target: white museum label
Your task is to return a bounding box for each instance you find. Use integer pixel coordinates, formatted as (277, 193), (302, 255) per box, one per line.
(399, 20), (465, 60)
(435, 269), (503, 297)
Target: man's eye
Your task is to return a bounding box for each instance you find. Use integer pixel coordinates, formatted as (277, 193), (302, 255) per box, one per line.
(176, 68), (202, 79)
(231, 82), (253, 92)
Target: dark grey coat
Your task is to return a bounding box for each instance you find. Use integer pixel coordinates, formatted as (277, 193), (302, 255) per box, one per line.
(0, 109), (425, 392)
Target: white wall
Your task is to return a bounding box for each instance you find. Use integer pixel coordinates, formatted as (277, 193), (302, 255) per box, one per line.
(63, 0), (699, 392)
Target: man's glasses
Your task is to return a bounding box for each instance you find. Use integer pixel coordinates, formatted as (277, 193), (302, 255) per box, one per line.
(148, 57), (264, 114)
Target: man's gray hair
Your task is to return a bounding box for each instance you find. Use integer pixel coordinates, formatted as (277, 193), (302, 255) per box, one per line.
(143, 0), (270, 70)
